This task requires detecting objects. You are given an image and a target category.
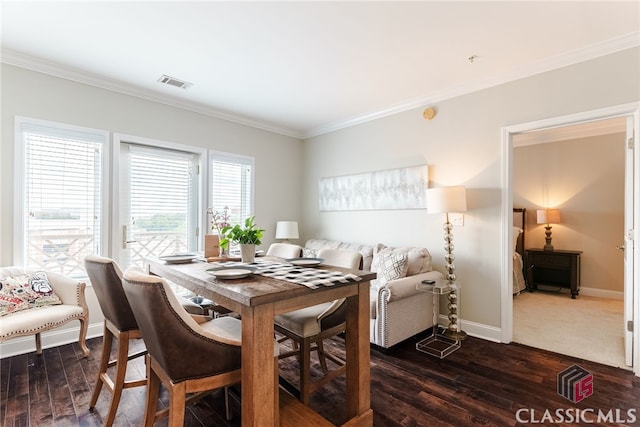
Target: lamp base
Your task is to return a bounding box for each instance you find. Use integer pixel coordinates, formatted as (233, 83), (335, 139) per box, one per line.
(443, 328), (468, 341)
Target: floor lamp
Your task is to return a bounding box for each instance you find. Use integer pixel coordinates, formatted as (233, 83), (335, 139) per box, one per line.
(427, 186), (468, 340)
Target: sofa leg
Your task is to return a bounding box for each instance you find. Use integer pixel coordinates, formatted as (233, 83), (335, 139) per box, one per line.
(35, 333), (42, 355)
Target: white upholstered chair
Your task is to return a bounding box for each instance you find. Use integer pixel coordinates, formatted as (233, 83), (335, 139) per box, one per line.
(0, 266), (89, 358)
(274, 248), (362, 404)
(266, 243), (303, 259)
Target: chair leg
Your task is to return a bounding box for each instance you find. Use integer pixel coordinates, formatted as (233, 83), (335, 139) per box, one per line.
(90, 323), (113, 409)
(77, 316), (90, 357)
(103, 331), (131, 427)
(144, 356), (160, 427)
(224, 386), (232, 421)
(35, 332), (42, 355)
(168, 381), (187, 427)
(316, 338), (328, 374)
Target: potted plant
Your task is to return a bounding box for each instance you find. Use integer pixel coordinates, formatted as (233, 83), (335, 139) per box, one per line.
(220, 216), (264, 263)
(204, 206), (230, 257)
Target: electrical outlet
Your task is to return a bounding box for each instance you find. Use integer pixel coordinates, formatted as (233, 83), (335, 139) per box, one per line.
(449, 213), (464, 226)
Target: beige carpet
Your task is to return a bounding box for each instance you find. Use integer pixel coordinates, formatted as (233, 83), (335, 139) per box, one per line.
(513, 291), (629, 370)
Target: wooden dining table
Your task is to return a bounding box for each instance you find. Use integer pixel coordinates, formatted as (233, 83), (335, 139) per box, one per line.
(145, 257), (376, 427)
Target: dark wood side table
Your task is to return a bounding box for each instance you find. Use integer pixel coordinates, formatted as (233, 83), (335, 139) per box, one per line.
(525, 249), (582, 299)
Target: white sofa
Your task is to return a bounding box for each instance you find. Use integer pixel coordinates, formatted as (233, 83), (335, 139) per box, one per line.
(0, 266), (90, 357)
(304, 239), (443, 349)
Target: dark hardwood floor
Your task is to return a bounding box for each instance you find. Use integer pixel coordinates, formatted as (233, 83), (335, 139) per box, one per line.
(2, 332), (639, 426)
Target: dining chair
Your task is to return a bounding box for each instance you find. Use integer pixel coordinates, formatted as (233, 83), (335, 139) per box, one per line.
(266, 242), (303, 259)
(84, 254), (148, 427)
(85, 255), (206, 426)
(121, 266), (245, 426)
(274, 248), (362, 404)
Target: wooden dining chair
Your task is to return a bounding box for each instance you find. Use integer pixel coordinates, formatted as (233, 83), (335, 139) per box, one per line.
(121, 267), (245, 426)
(274, 248), (362, 404)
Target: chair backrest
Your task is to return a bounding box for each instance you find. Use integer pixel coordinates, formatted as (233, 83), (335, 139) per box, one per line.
(317, 248), (362, 270)
(266, 243), (303, 259)
(84, 254), (138, 332)
(122, 267), (241, 382)
(315, 249), (363, 328)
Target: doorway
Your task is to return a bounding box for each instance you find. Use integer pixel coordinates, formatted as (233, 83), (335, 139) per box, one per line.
(500, 103), (640, 375)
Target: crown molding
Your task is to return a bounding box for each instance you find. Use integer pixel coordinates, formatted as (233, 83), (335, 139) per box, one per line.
(303, 31), (640, 139)
(0, 48), (304, 139)
(3, 31), (638, 141)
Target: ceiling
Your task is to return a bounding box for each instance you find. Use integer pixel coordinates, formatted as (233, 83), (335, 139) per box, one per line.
(1, 1), (639, 139)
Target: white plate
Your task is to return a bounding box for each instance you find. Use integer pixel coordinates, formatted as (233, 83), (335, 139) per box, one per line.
(286, 257), (325, 267)
(159, 254), (197, 264)
(206, 266), (255, 279)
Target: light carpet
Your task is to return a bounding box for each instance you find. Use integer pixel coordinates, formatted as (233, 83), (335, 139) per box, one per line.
(513, 291), (629, 370)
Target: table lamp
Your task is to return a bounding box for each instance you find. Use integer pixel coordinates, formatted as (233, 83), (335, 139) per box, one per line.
(275, 221), (299, 243)
(536, 209), (560, 251)
(426, 186), (467, 340)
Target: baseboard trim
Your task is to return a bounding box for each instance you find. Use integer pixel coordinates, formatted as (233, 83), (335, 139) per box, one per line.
(579, 286), (624, 300)
(0, 322), (104, 359)
(438, 315), (503, 343)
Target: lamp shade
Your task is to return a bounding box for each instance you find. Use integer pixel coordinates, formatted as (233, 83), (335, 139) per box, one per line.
(275, 221), (299, 239)
(426, 186), (467, 214)
(536, 209), (560, 225)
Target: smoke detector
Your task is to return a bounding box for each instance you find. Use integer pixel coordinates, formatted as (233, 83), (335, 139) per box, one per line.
(157, 74), (193, 90)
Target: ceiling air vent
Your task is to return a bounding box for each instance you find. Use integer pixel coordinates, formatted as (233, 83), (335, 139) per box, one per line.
(157, 74), (193, 90)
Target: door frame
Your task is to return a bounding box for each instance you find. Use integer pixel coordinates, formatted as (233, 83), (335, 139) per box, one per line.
(500, 102), (640, 375)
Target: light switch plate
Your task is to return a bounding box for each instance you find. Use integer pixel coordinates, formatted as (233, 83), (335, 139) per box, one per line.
(449, 213), (464, 226)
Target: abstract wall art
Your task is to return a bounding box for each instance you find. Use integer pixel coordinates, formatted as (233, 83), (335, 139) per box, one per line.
(318, 165), (429, 211)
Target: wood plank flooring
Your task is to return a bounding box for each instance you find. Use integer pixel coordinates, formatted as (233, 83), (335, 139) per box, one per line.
(1, 332), (639, 426)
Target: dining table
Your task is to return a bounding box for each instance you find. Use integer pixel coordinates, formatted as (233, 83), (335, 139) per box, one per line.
(145, 256), (376, 427)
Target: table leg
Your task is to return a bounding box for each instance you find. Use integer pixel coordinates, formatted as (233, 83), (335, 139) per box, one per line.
(241, 303), (278, 426)
(344, 281), (373, 426)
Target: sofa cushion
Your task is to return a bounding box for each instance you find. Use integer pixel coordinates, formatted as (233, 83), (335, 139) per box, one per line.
(373, 244), (432, 276)
(0, 272), (62, 317)
(371, 251), (408, 287)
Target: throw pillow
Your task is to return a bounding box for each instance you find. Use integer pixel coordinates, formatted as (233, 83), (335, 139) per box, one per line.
(372, 251), (409, 287)
(302, 248), (317, 258)
(0, 271), (62, 317)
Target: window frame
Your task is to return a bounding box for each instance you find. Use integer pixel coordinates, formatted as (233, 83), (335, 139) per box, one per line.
(13, 116), (111, 274)
(207, 150), (256, 232)
(111, 133), (207, 264)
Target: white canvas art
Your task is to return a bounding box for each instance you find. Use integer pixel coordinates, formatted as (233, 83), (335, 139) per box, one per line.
(319, 165), (428, 211)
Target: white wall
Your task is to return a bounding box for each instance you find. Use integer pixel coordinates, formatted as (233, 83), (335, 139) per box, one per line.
(514, 133), (626, 293)
(301, 47), (640, 333)
(0, 64), (304, 355)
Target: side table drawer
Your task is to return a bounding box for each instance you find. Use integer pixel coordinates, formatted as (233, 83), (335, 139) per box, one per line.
(532, 254), (571, 269)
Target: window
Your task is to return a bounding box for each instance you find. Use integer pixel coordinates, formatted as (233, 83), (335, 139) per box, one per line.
(15, 117), (108, 278)
(120, 143), (198, 267)
(209, 151), (254, 228)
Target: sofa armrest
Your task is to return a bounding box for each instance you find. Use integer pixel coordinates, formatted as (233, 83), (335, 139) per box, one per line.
(378, 271), (444, 303)
(46, 271), (86, 306)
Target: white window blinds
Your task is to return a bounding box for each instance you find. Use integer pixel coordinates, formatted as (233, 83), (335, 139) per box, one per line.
(210, 152), (254, 227)
(17, 118), (107, 278)
(125, 144), (196, 264)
